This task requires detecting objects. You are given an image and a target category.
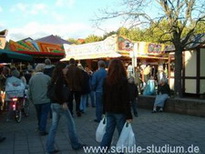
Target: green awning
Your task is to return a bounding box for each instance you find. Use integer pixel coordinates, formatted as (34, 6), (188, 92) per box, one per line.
(0, 49), (33, 62)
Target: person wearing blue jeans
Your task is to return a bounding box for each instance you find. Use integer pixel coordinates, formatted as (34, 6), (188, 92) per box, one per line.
(91, 60), (107, 122)
(28, 64), (51, 136)
(100, 59), (133, 153)
(46, 103), (83, 153)
(152, 78), (170, 113)
(46, 62), (84, 154)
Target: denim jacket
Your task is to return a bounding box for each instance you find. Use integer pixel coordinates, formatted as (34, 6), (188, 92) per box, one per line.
(91, 68), (107, 93)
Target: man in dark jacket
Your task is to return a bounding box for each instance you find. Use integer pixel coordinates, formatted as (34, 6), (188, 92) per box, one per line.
(44, 58), (55, 77)
(65, 58), (84, 117)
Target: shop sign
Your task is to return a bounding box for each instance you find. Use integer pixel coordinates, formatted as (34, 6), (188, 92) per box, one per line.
(117, 36), (133, 51)
(147, 43), (164, 54)
(64, 35), (117, 57)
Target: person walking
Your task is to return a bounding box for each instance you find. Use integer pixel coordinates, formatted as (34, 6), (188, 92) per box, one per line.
(28, 64), (51, 136)
(43, 58), (55, 119)
(65, 58), (84, 117)
(78, 64), (90, 113)
(46, 62), (84, 154)
(91, 60), (107, 122)
(100, 59), (133, 151)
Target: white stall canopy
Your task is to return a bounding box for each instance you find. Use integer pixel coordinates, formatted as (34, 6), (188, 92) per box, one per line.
(61, 35), (133, 61)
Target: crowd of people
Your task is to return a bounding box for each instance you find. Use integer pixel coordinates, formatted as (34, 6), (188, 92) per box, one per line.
(0, 58), (170, 153)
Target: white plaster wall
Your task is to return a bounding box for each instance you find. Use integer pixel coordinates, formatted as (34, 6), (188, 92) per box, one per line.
(185, 79), (196, 93)
(200, 48), (205, 77)
(200, 80), (205, 93)
(184, 50), (196, 76)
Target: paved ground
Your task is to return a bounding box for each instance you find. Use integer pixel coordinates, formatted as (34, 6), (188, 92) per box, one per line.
(0, 103), (204, 154)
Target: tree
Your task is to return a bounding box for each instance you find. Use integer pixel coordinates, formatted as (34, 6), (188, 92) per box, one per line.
(95, 0), (205, 97)
(84, 34), (103, 43)
(67, 38), (78, 44)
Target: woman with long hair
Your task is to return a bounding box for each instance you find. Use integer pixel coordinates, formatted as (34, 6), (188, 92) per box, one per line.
(46, 62), (84, 154)
(100, 59), (133, 150)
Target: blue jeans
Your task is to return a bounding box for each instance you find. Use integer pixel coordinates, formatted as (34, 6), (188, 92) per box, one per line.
(46, 103), (82, 152)
(95, 92), (103, 121)
(89, 91), (96, 107)
(80, 94), (89, 112)
(154, 94), (169, 108)
(100, 113), (126, 149)
(34, 103), (50, 132)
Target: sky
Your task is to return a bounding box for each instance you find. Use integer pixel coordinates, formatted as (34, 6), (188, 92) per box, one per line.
(0, 0), (122, 41)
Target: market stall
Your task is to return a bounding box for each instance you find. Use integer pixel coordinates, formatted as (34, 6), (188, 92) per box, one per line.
(61, 35), (169, 72)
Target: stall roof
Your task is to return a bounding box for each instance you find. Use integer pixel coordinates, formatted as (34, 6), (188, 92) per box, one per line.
(61, 35), (132, 61)
(165, 33), (205, 52)
(35, 35), (71, 45)
(0, 49), (33, 62)
(61, 35), (169, 61)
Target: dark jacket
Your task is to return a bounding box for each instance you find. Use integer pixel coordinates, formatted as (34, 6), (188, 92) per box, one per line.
(103, 77), (132, 120)
(44, 65), (55, 77)
(158, 83), (170, 95)
(65, 64), (84, 92)
(81, 70), (90, 95)
(49, 76), (70, 105)
(128, 83), (138, 101)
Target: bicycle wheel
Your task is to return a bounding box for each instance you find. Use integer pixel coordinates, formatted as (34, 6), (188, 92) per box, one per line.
(15, 109), (22, 123)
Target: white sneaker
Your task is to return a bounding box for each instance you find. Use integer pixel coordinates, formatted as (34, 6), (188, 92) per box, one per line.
(159, 108), (163, 112)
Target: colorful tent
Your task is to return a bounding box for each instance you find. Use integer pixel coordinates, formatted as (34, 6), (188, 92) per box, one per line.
(5, 35), (71, 62)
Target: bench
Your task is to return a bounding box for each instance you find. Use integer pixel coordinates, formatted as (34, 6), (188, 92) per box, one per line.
(138, 95), (205, 117)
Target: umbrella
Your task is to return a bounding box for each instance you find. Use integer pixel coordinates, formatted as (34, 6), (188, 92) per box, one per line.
(0, 49), (33, 62)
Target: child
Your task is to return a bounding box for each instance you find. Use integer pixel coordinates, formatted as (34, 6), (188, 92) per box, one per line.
(128, 76), (138, 117)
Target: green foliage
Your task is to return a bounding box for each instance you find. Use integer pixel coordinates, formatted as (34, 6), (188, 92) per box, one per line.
(194, 21), (205, 34)
(84, 35), (103, 43)
(67, 38), (78, 44)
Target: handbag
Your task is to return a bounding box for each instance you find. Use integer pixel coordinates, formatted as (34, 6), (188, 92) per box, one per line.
(47, 81), (57, 101)
(61, 83), (70, 102)
(116, 122), (136, 150)
(95, 117), (107, 142)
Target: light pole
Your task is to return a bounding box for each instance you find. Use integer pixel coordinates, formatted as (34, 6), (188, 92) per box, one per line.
(131, 43), (138, 78)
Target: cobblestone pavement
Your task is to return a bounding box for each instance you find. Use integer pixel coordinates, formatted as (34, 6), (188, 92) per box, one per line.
(0, 103), (204, 154)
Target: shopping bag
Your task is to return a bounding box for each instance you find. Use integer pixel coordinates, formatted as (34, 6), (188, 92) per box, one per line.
(116, 122), (136, 150)
(95, 117), (106, 142)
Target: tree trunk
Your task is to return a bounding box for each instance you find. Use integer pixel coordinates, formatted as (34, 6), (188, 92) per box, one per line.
(174, 47), (183, 98)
